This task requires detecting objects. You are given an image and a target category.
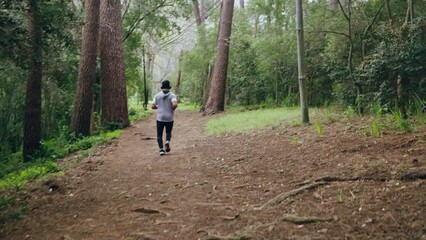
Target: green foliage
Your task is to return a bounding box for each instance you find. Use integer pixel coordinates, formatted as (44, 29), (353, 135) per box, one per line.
(205, 107), (300, 135)
(0, 162), (58, 191)
(369, 119), (383, 138)
(178, 102), (202, 111)
(0, 128), (123, 192)
(392, 111), (411, 132)
(0, 0), (79, 155)
(336, 190), (344, 203)
(41, 130), (123, 160)
(128, 98), (152, 123)
(314, 121), (323, 137)
(290, 136), (299, 145)
(0, 196), (28, 225)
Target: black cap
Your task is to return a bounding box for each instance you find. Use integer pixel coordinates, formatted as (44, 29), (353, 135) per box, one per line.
(161, 80), (171, 89)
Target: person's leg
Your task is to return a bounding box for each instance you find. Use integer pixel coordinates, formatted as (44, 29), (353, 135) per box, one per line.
(165, 121), (174, 142)
(164, 121), (174, 152)
(157, 121), (165, 150)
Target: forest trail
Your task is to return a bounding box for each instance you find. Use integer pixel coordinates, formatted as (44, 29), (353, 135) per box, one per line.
(3, 110), (426, 239)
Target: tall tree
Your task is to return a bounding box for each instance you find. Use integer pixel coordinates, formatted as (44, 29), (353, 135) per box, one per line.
(99, 0), (130, 128)
(296, 0), (309, 123)
(175, 50), (184, 100)
(71, 0), (100, 136)
(23, 0), (43, 160)
(192, 0), (202, 26)
(204, 0), (235, 114)
(397, 0), (414, 119)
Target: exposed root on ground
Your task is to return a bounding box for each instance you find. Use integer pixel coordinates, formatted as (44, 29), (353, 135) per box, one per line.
(281, 214), (338, 224)
(252, 181), (328, 211)
(203, 234), (251, 240)
(311, 170), (426, 183)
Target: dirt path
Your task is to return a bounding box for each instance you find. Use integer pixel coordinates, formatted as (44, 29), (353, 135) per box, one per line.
(3, 110), (426, 239)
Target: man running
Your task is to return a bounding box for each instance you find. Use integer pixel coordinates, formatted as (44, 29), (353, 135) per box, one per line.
(151, 80), (178, 155)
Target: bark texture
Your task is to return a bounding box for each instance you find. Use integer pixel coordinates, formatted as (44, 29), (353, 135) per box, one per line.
(23, 0), (43, 161)
(296, 0), (309, 123)
(204, 0), (234, 114)
(240, 0), (244, 9)
(192, 0), (202, 26)
(99, 0), (130, 127)
(175, 50), (184, 100)
(71, 0), (100, 136)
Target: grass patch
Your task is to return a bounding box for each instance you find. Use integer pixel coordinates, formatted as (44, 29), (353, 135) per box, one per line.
(0, 162), (59, 191)
(42, 130), (123, 160)
(0, 130), (123, 191)
(205, 107), (301, 135)
(177, 102), (202, 111)
(128, 98), (152, 123)
(314, 121), (324, 137)
(0, 195), (28, 226)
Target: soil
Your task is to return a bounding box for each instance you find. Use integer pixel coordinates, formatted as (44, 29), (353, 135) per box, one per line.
(1, 110), (425, 240)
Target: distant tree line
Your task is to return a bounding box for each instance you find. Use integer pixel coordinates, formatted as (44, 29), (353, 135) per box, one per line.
(181, 0), (426, 117)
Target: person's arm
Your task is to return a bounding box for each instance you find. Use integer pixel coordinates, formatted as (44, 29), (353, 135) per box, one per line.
(172, 100), (178, 110)
(171, 95), (178, 110)
(151, 96), (157, 109)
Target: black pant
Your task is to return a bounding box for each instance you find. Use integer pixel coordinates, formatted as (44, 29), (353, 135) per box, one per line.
(156, 121), (173, 149)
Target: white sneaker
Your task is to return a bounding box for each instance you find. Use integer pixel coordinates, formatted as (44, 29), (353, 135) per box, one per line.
(159, 149), (165, 155)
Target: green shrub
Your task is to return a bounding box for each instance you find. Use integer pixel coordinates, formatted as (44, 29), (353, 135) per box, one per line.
(392, 111), (411, 132)
(369, 119), (383, 137)
(0, 162), (59, 191)
(314, 121), (324, 137)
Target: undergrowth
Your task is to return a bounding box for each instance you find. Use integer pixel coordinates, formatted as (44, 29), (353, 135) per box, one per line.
(205, 107), (301, 135)
(0, 130), (122, 191)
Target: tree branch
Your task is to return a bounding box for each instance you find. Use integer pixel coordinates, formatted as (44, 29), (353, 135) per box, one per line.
(337, 0), (349, 21)
(363, 0), (385, 38)
(122, 0), (132, 21)
(122, 0), (169, 42)
(317, 30), (350, 39)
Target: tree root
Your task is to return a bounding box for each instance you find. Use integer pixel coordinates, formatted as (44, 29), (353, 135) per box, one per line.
(312, 170), (426, 183)
(203, 234), (250, 240)
(281, 214), (338, 224)
(252, 181), (328, 211)
(400, 171), (426, 180)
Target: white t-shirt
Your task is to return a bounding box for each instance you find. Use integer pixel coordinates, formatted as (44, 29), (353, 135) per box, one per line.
(152, 91), (177, 122)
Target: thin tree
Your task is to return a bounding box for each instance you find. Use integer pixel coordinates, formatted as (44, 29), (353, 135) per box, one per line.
(204, 0), (235, 114)
(175, 50), (184, 101)
(192, 0), (202, 26)
(99, 0), (130, 128)
(397, 0), (414, 119)
(71, 0), (100, 136)
(23, 0), (43, 161)
(296, 0), (309, 124)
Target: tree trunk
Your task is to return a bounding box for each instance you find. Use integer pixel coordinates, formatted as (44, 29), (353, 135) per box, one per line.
(296, 0), (309, 124)
(204, 0), (234, 114)
(71, 0), (100, 136)
(201, 63), (213, 112)
(254, 13), (259, 38)
(346, 0), (362, 114)
(99, 0), (130, 128)
(175, 50), (184, 101)
(240, 0), (244, 9)
(385, 0), (393, 25)
(397, 1), (413, 119)
(23, 0), (43, 161)
(200, 0), (206, 20)
(192, 0), (202, 26)
(329, 0), (338, 10)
